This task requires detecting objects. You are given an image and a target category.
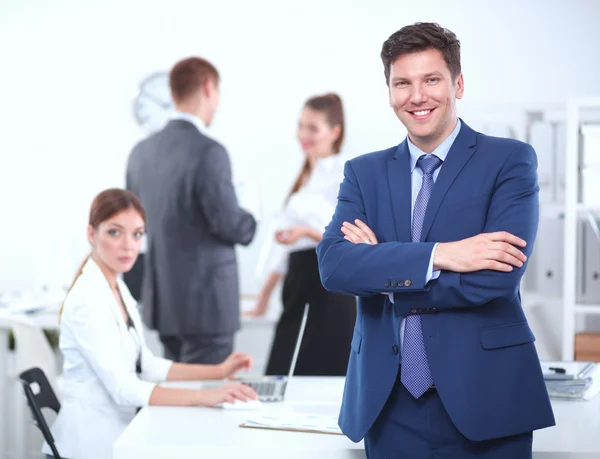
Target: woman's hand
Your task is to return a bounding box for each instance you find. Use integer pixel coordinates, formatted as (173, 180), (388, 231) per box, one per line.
(275, 226), (308, 245)
(341, 219), (379, 245)
(198, 383), (257, 406)
(219, 352), (253, 378)
(244, 294), (269, 317)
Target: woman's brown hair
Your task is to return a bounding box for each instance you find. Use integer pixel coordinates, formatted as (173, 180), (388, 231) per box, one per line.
(288, 93), (345, 201)
(59, 189), (145, 319)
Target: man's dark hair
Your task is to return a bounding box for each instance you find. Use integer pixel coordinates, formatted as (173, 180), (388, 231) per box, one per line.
(380, 22), (461, 85)
(169, 57), (219, 104)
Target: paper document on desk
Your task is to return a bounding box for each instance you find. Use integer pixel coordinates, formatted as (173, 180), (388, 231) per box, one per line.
(240, 413), (344, 435)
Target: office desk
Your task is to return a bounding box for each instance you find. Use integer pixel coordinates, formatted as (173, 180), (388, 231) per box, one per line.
(114, 377), (600, 459)
(0, 302), (276, 458)
(114, 377), (362, 459)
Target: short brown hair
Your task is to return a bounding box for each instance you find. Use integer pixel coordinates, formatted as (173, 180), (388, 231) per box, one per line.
(169, 57), (219, 103)
(380, 22), (461, 85)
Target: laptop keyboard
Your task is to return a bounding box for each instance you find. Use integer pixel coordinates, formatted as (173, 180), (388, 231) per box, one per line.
(243, 381), (277, 396)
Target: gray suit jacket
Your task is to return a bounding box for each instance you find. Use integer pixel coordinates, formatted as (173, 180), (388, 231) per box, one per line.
(126, 120), (256, 336)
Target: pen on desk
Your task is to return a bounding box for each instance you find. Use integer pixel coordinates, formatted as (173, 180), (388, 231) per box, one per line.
(548, 367), (566, 374)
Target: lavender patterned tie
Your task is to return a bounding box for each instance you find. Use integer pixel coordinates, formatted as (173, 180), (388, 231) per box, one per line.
(401, 154), (443, 398)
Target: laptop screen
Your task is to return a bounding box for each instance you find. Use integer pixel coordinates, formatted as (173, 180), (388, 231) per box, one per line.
(286, 303), (309, 381)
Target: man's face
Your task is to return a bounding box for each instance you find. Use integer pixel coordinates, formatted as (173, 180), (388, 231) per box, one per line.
(388, 48), (464, 153)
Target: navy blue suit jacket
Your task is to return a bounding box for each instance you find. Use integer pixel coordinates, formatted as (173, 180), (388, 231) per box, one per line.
(317, 121), (555, 442)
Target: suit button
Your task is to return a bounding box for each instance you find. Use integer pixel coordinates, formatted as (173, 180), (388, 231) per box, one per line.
(384, 280), (391, 287)
(410, 308), (417, 314)
(391, 280), (398, 287)
(392, 344), (398, 355)
(404, 280), (412, 287)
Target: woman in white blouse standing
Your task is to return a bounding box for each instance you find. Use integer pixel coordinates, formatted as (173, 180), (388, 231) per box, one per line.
(44, 189), (256, 459)
(247, 94), (356, 376)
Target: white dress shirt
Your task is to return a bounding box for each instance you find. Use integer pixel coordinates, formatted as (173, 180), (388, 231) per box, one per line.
(269, 154), (346, 275)
(42, 258), (172, 459)
(394, 119), (462, 354)
(170, 110), (208, 134)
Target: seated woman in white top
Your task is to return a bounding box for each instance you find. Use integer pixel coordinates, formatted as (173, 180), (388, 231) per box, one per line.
(44, 188), (256, 459)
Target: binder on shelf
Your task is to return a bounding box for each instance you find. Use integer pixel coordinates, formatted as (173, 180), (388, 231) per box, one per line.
(582, 218), (600, 304)
(535, 217), (564, 297)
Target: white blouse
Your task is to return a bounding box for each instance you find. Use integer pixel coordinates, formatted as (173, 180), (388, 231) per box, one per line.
(42, 258), (172, 459)
(270, 154), (346, 275)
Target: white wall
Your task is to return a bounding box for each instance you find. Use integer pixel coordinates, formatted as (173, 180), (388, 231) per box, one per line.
(0, 0), (599, 298)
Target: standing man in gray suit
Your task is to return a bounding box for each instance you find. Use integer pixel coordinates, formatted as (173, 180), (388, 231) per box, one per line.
(127, 57), (257, 364)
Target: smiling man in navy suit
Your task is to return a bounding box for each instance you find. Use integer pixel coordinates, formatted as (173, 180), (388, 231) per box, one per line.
(317, 23), (555, 458)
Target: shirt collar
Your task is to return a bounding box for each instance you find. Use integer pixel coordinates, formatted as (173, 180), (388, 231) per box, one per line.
(315, 153), (343, 172)
(170, 111), (207, 133)
(407, 119), (461, 172)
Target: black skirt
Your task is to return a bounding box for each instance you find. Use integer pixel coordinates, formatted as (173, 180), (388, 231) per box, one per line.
(265, 249), (357, 376)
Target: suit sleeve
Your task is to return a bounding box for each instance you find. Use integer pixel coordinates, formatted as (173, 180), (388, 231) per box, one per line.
(393, 143), (539, 313)
(317, 160), (436, 297)
(196, 144), (257, 246)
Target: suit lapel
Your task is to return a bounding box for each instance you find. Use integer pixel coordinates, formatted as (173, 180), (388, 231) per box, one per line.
(84, 258), (126, 330)
(420, 121), (478, 241)
(388, 141), (412, 242)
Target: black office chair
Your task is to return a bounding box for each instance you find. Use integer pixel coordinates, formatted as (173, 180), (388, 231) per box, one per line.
(19, 367), (62, 459)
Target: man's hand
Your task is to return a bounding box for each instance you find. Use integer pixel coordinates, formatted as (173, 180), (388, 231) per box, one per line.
(219, 352), (253, 379)
(434, 231), (527, 273)
(341, 219), (379, 245)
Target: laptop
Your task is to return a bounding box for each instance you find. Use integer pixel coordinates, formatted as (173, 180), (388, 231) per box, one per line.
(240, 302), (309, 402)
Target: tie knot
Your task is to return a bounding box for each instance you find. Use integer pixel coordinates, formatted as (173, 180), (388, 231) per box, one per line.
(417, 154), (443, 175)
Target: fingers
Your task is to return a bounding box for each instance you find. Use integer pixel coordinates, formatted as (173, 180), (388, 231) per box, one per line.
(239, 355), (253, 370)
(228, 384), (251, 402)
(486, 231), (527, 248)
(354, 219), (378, 244)
(276, 232), (289, 243)
(497, 242), (527, 263)
(484, 241), (527, 269)
(341, 225), (361, 243)
(487, 245), (526, 266)
(482, 259), (514, 272)
(341, 220), (377, 245)
(240, 384), (258, 400)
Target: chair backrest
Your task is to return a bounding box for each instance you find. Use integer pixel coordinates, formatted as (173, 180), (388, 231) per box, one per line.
(10, 315), (58, 390)
(20, 367), (62, 459)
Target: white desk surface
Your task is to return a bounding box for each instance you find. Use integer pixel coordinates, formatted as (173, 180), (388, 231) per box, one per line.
(114, 377), (600, 459)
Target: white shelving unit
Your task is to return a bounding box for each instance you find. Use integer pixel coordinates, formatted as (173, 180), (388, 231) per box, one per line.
(561, 97), (600, 360)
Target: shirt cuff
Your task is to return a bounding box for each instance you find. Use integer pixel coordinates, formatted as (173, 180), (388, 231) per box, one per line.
(139, 381), (158, 407)
(142, 356), (173, 383)
(388, 243), (440, 305)
(425, 243), (440, 283)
